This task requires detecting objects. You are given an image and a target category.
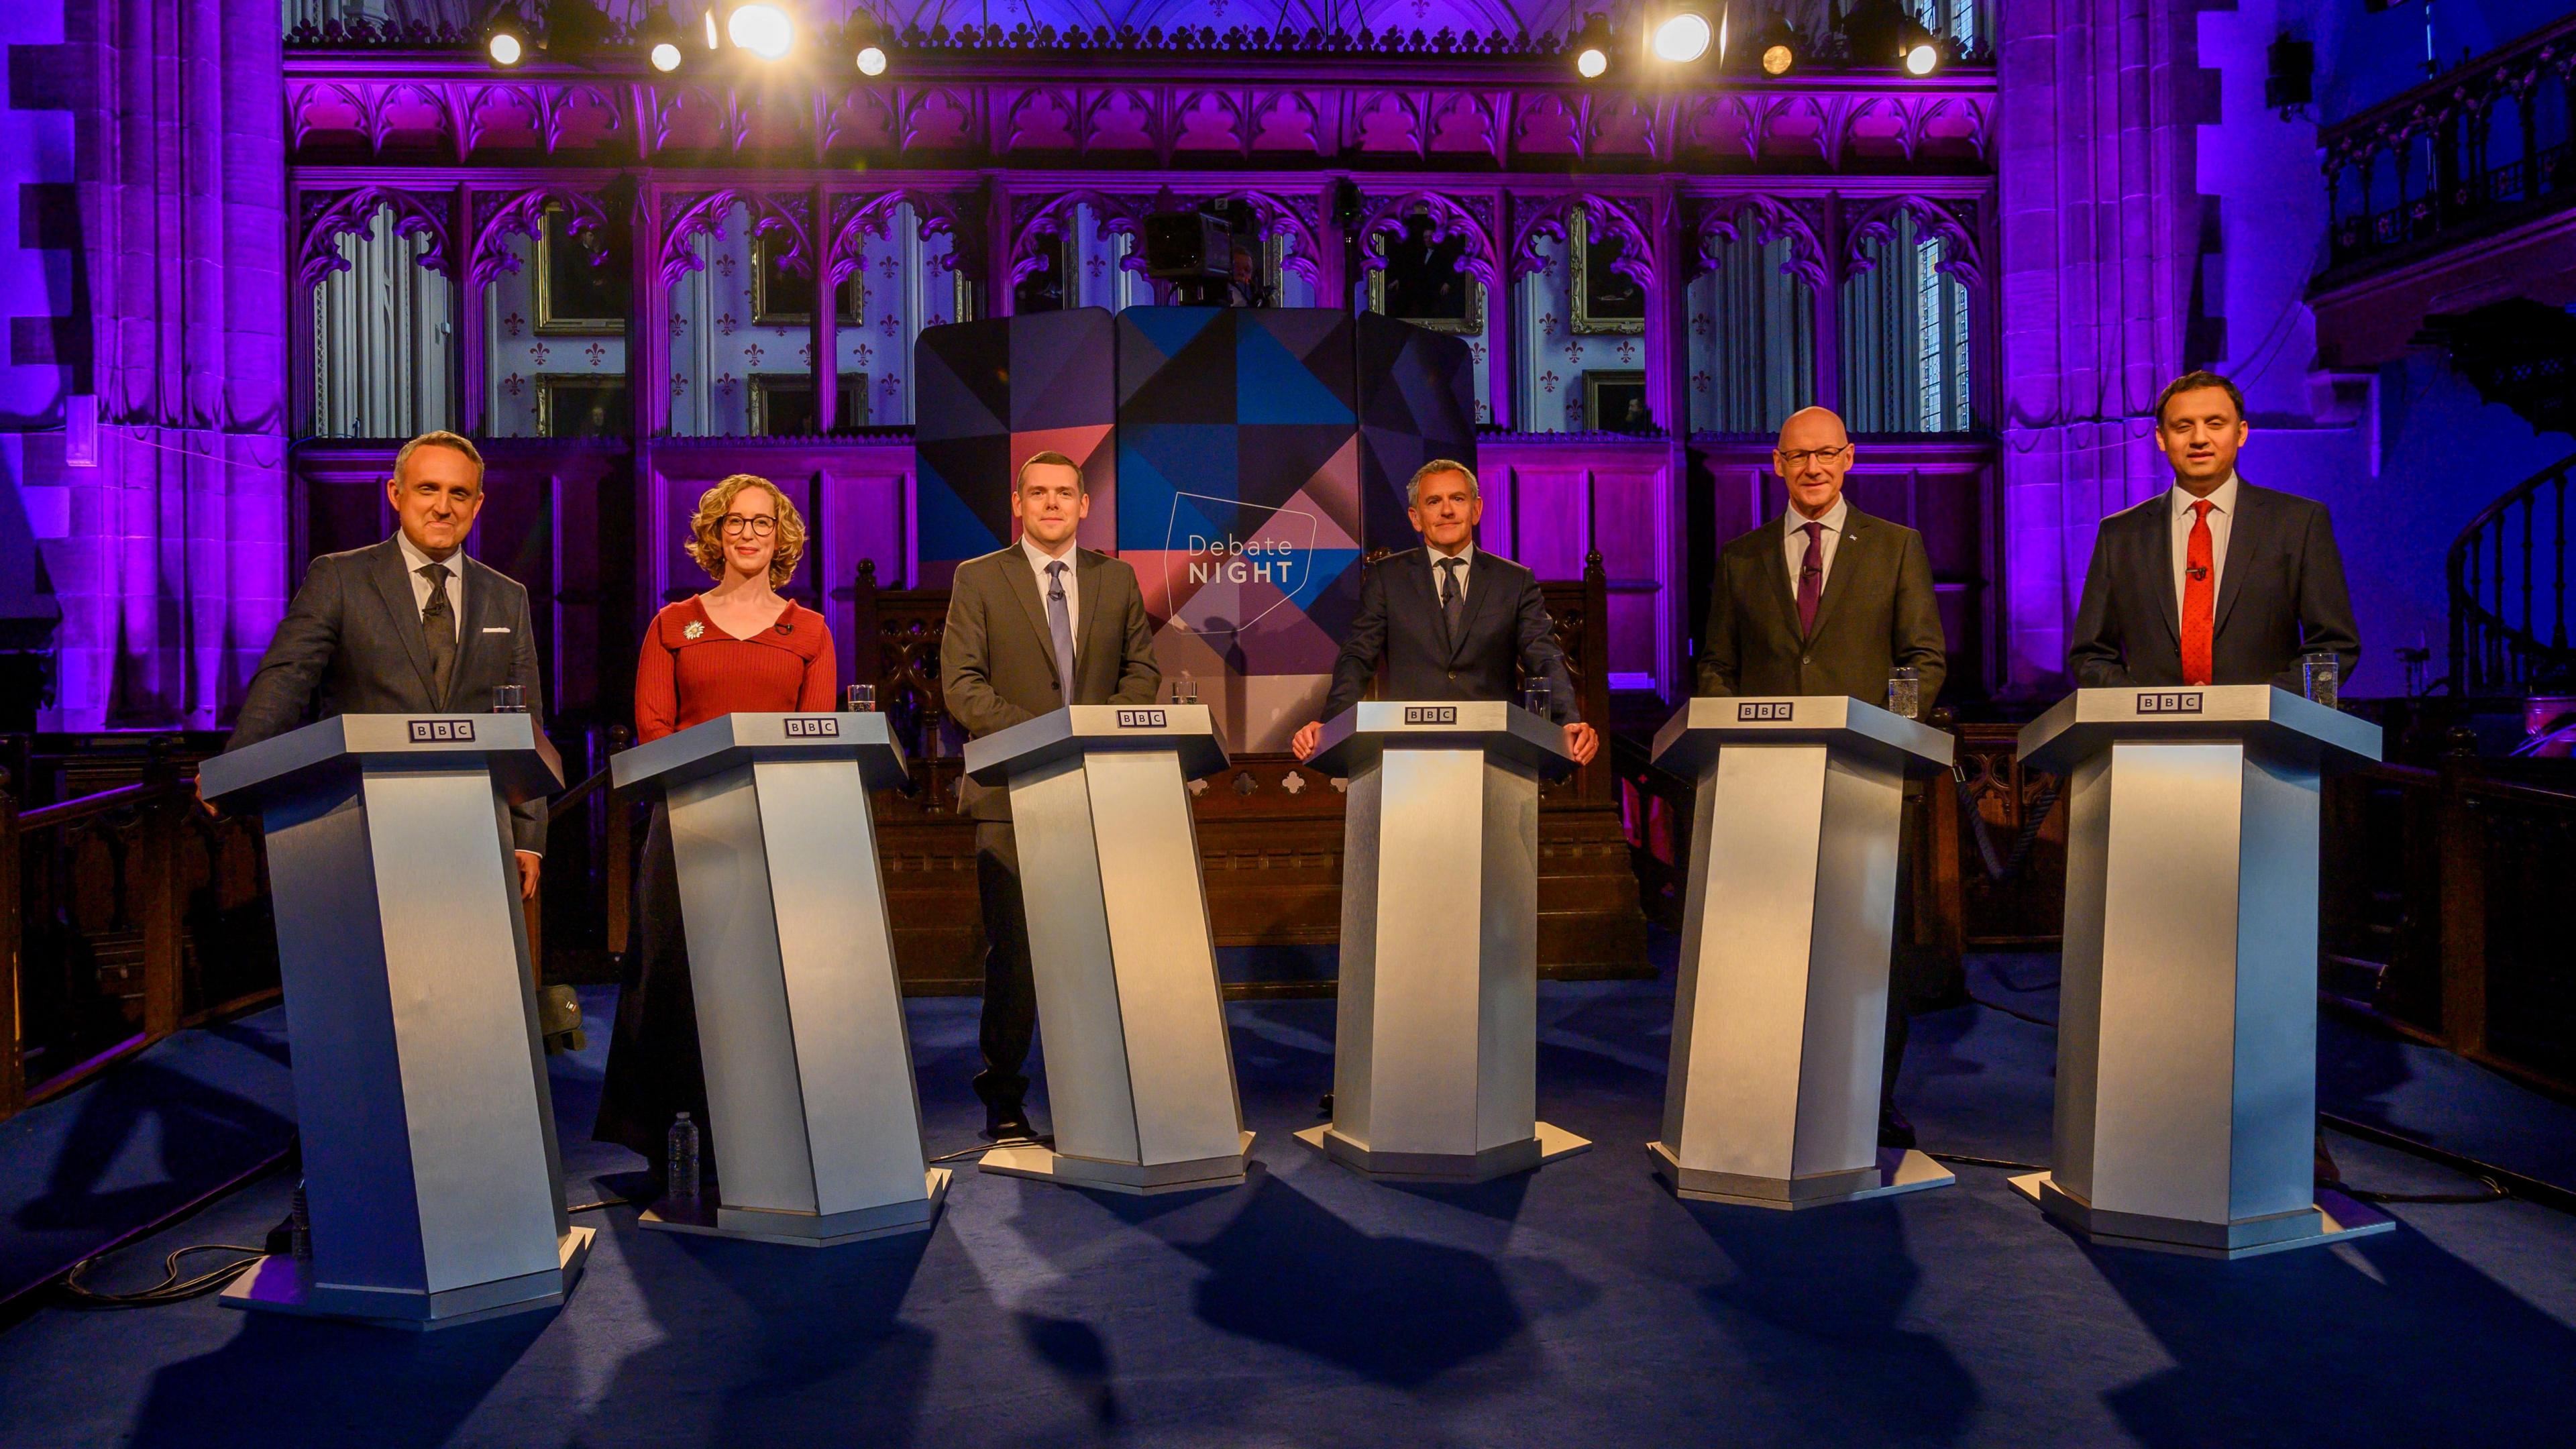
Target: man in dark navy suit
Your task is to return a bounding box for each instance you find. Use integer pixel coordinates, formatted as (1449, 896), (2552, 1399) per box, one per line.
(1291, 460), (1599, 767)
(2068, 370), (2360, 690)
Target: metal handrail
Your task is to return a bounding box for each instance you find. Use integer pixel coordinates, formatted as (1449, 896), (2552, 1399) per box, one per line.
(2448, 451), (2575, 694)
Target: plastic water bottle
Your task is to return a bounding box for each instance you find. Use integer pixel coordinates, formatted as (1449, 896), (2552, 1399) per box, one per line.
(667, 1112), (701, 1207)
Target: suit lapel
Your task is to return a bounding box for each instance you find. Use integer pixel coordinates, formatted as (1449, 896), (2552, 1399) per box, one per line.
(2149, 494), (2182, 647)
(1760, 515), (1805, 644)
(451, 557), (519, 709)
(1804, 509), (1864, 642)
(1449, 551), (1499, 661)
(369, 537), (441, 702)
(1002, 545), (1057, 672)
(1075, 549), (1108, 685)
(2212, 483), (2261, 636)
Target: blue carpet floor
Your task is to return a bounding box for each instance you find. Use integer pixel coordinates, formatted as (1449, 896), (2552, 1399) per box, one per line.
(3, 945), (2573, 1448)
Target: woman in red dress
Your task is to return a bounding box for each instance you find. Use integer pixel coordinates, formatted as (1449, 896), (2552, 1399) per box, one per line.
(594, 474), (835, 1181)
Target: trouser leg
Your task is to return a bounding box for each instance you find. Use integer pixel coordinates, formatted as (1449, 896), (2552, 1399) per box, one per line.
(973, 820), (1036, 1111)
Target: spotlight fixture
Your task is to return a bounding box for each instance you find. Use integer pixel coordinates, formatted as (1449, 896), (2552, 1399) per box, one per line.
(849, 13), (889, 75)
(1842, 0), (1939, 75)
(725, 1), (794, 60)
(1652, 9), (1713, 64)
(480, 5), (529, 66)
(1572, 13), (1613, 80)
(1749, 10), (1798, 74)
(641, 13), (685, 71)
(702, 5), (720, 49)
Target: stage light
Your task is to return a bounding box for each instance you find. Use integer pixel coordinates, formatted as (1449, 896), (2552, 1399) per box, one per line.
(1902, 30), (1941, 74)
(1762, 42), (1792, 72)
(727, 1), (793, 58)
(1746, 10), (1798, 74)
(481, 6), (529, 67)
(702, 5), (720, 48)
(1572, 13), (1613, 80)
(1652, 11), (1712, 64)
(640, 13), (685, 71)
(857, 43), (888, 74)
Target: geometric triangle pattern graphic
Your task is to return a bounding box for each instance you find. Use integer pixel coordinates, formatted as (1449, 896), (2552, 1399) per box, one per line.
(915, 305), (1470, 751)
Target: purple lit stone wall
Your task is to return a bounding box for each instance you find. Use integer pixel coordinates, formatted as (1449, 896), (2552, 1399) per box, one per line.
(5, 0), (288, 730)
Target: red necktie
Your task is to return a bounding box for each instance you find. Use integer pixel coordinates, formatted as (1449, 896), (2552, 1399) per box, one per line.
(2181, 500), (2215, 686)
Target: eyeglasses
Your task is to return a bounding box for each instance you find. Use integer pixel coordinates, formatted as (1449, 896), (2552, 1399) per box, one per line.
(720, 515), (778, 537)
(1775, 445), (1851, 466)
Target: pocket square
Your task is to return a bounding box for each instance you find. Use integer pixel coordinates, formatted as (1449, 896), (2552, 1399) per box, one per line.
(482, 626), (512, 633)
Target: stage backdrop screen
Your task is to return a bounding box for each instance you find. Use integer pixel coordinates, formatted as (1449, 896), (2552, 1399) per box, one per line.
(914, 306), (1472, 753)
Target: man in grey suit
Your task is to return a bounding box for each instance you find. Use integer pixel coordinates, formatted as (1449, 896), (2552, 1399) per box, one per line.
(1291, 460), (1600, 767)
(1697, 405), (1947, 1148)
(1697, 407), (1947, 705)
(223, 431), (550, 900)
(941, 449), (1163, 1140)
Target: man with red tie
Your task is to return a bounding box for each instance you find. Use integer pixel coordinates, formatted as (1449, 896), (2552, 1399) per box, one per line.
(2068, 371), (2359, 690)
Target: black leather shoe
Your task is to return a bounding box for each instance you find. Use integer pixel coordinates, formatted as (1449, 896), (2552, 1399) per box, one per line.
(1877, 1105), (1919, 1151)
(983, 1103), (1035, 1142)
(1318, 1092), (1333, 1118)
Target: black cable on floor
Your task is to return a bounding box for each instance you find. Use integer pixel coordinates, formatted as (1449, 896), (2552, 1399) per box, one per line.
(60, 1244), (268, 1307)
(929, 1134), (1052, 1165)
(1927, 1151), (2045, 1173)
(1968, 994), (2059, 1028)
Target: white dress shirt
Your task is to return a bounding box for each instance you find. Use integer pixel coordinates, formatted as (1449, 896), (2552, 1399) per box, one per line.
(1781, 495), (1850, 593)
(1022, 533), (1080, 644)
(1426, 541), (1476, 603)
(2169, 473), (2240, 621)
(394, 530), (464, 641)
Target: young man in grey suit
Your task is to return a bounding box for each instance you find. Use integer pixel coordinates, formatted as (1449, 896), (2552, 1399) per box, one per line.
(941, 450), (1163, 1141)
(221, 431), (551, 901)
(1291, 460), (1600, 767)
(1697, 405), (1947, 1148)
(2066, 370), (2360, 691)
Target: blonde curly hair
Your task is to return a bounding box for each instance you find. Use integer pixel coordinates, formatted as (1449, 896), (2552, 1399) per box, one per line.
(686, 474), (808, 589)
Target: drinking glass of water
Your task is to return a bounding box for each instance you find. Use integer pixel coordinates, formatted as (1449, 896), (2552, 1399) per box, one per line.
(2300, 651), (2340, 710)
(1523, 680), (1553, 720)
(1175, 672), (1199, 705)
(490, 684), (526, 714)
(846, 684), (877, 712)
(1886, 667), (1921, 720)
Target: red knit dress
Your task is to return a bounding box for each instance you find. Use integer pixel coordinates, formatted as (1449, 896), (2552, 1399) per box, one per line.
(633, 595), (837, 741)
(595, 593), (839, 1171)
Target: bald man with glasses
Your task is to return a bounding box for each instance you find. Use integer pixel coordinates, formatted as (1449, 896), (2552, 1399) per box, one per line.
(1697, 405), (1947, 1148)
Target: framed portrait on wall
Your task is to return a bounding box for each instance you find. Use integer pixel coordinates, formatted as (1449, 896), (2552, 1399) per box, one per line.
(1582, 369), (1652, 433)
(534, 374), (630, 438)
(1367, 213), (1484, 335)
(751, 231), (863, 327)
(533, 204), (629, 336)
(1570, 209), (1646, 336)
(749, 374), (870, 435)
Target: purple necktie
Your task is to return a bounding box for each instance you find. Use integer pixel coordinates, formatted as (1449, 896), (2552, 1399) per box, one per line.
(1796, 521), (1825, 636)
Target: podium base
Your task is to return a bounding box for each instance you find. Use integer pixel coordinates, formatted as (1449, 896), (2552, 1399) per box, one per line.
(639, 1169), (951, 1246)
(2008, 1171), (2398, 1258)
(980, 1132), (1254, 1195)
(218, 1226), (594, 1330)
(1293, 1122), (1592, 1183)
(1650, 1143), (1953, 1209)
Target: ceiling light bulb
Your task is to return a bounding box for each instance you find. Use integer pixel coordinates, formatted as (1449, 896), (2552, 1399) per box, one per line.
(1652, 12), (1712, 64)
(727, 3), (792, 59)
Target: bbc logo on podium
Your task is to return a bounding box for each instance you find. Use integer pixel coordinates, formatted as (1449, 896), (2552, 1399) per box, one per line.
(1737, 702), (1794, 722)
(2137, 692), (2205, 715)
(784, 716), (841, 739)
(409, 719), (477, 743)
(1116, 708), (1168, 729)
(1404, 706), (1459, 725)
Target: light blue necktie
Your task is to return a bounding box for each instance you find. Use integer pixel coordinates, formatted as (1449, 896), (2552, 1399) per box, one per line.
(1046, 559), (1077, 704)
